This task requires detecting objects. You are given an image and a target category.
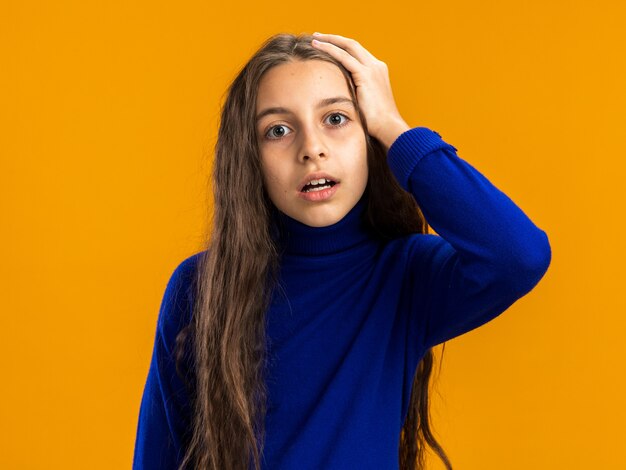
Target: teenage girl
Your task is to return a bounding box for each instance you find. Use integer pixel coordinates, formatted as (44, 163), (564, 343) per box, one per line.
(133, 32), (551, 470)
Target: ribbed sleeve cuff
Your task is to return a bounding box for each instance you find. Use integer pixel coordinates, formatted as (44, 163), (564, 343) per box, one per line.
(387, 127), (458, 190)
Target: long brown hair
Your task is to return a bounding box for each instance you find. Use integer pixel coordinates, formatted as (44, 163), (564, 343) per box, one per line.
(173, 33), (453, 470)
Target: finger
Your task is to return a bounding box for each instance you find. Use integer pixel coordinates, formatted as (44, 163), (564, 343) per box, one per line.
(311, 33), (377, 65)
(311, 39), (363, 74)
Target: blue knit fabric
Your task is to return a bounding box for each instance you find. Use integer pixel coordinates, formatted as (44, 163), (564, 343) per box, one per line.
(133, 127), (551, 469)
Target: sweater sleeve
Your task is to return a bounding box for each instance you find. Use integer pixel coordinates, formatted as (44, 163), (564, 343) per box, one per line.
(386, 127), (552, 351)
(132, 254), (198, 470)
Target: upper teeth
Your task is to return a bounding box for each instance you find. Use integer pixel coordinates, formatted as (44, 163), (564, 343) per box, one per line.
(307, 178), (329, 186)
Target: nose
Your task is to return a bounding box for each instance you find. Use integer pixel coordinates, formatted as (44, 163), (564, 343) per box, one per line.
(299, 125), (328, 162)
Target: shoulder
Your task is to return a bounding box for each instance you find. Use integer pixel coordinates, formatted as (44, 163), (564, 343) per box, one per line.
(171, 250), (205, 283)
(158, 250), (207, 332)
(386, 232), (452, 260)
(382, 233), (455, 277)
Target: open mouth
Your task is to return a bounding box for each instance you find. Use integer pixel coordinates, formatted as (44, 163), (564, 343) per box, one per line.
(300, 179), (337, 193)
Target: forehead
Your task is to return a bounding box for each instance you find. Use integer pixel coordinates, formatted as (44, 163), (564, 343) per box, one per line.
(256, 60), (350, 109)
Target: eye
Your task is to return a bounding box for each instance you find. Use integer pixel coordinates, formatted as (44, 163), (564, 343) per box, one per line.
(263, 112), (351, 141)
(265, 124), (292, 140)
(326, 112), (350, 127)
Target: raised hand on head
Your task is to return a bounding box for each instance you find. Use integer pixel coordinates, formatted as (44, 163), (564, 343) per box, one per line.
(311, 32), (410, 149)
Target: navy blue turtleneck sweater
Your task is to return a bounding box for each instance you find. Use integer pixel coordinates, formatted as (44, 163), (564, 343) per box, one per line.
(133, 127), (551, 469)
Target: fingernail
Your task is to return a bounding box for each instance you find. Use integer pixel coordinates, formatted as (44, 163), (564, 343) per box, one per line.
(313, 32), (321, 36)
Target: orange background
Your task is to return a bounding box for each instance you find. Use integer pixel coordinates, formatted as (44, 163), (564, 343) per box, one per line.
(2, 1), (625, 468)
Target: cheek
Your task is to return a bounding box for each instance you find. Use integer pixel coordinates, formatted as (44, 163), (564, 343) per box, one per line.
(259, 164), (276, 196)
(261, 164), (278, 182)
(348, 140), (368, 180)
(359, 163), (369, 188)
(260, 154), (276, 179)
(260, 161), (288, 195)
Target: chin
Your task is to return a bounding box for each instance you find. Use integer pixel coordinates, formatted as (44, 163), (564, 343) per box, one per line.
(303, 219), (334, 228)
(299, 209), (346, 228)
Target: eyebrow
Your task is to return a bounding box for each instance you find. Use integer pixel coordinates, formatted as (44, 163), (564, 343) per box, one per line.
(255, 96), (355, 123)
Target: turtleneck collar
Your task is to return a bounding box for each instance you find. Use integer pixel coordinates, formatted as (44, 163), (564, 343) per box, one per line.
(271, 194), (378, 256)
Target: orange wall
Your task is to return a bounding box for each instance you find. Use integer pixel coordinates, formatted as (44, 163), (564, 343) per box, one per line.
(2, 1), (625, 468)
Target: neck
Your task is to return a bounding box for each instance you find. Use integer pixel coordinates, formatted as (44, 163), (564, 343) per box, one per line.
(271, 194), (377, 256)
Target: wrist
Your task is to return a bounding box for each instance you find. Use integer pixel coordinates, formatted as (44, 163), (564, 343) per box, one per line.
(374, 118), (411, 151)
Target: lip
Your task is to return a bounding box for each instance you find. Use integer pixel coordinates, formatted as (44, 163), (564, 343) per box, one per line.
(297, 171), (340, 192)
(298, 182), (340, 202)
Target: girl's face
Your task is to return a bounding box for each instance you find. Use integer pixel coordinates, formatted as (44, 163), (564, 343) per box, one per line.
(255, 59), (368, 228)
